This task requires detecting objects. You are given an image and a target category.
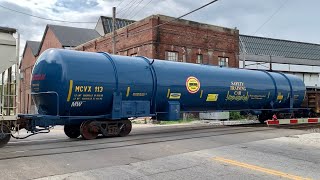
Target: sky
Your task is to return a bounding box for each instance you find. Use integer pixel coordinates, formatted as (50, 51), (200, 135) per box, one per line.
(0, 0), (319, 57)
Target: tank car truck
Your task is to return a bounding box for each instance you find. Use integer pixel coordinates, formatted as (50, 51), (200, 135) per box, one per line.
(0, 49), (307, 147)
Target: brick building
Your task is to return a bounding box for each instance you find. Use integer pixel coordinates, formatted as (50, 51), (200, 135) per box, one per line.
(37, 24), (100, 55)
(19, 25), (99, 113)
(20, 41), (40, 113)
(75, 15), (240, 67)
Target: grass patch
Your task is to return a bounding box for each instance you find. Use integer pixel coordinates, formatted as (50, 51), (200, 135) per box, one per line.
(159, 119), (195, 125)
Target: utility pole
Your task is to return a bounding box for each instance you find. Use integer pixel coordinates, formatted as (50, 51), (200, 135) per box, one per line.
(112, 7), (116, 54)
(269, 55), (272, 71)
(242, 53), (246, 69)
(15, 32), (20, 114)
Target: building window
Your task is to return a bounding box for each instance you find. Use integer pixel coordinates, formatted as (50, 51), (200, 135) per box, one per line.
(218, 57), (229, 67)
(131, 53), (138, 57)
(196, 54), (203, 64)
(165, 51), (178, 61)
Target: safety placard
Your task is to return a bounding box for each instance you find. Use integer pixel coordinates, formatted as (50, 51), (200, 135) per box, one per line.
(186, 76), (200, 94)
(206, 94), (219, 102)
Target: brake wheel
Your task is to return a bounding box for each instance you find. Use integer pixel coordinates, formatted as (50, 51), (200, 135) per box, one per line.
(0, 124), (11, 148)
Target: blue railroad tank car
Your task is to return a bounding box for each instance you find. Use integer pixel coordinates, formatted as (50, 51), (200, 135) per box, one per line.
(26, 48), (306, 139)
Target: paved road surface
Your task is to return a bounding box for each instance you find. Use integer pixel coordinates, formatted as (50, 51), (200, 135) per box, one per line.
(0, 123), (318, 180)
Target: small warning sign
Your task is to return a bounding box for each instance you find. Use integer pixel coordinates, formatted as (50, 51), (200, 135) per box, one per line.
(206, 94), (219, 102)
(186, 76), (200, 94)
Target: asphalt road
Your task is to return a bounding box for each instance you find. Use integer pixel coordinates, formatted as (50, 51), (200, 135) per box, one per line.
(0, 123), (319, 180)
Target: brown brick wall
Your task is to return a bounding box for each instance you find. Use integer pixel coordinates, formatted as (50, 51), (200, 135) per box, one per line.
(39, 28), (62, 55)
(75, 17), (155, 58)
(19, 46), (37, 113)
(75, 15), (239, 68)
(157, 18), (239, 67)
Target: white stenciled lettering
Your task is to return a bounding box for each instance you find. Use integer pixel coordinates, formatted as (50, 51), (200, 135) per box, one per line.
(71, 101), (84, 107)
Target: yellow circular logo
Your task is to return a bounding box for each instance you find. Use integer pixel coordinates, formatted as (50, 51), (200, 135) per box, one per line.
(186, 76), (200, 94)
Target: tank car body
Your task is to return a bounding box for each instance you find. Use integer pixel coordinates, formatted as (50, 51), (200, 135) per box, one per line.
(11, 48), (306, 141)
(31, 49), (305, 120)
(0, 45), (310, 149)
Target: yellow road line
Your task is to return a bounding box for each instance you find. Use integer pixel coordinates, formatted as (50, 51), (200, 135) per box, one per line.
(67, 80), (73, 102)
(167, 89), (170, 98)
(213, 157), (312, 180)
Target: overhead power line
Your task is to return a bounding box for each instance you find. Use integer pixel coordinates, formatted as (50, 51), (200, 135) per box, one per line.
(116, 0), (139, 15)
(252, 0), (289, 35)
(120, 0), (144, 19)
(75, 0), (219, 48)
(116, 0), (126, 8)
(174, 0), (219, 21)
(117, 0), (219, 37)
(0, 4), (96, 23)
(130, 0), (153, 19)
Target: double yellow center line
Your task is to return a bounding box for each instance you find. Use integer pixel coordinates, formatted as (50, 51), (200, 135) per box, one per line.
(213, 157), (312, 180)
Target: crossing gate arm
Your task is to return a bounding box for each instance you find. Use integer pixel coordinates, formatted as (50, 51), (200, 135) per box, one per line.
(266, 118), (319, 125)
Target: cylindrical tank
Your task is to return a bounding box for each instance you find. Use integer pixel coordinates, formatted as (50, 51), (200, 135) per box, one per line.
(31, 49), (306, 117)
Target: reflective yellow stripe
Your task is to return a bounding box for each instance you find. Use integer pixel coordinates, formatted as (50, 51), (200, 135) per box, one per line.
(213, 157), (312, 180)
(67, 80), (73, 102)
(126, 87), (130, 97)
(167, 89), (170, 98)
(200, 90), (203, 98)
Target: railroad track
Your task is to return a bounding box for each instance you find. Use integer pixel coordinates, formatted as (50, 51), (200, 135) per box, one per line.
(4, 125), (265, 150)
(0, 125), (276, 161)
(5, 123), (268, 148)
(4, 124), (242, 148)
(0, 123), (316, 161)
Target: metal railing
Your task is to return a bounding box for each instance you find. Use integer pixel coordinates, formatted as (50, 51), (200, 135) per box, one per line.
(0, 32), (20, 121)
(0, 66), (18, 117)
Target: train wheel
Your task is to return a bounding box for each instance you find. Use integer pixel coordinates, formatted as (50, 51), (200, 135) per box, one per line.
(80, 121), (99, 140)
(0, 124), (11, 148)
(258, 114), (267, 124)
(118, 120), (132, 137)
(64, 125), (80, 139)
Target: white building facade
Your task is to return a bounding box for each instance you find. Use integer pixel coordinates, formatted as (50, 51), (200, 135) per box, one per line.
(239, 35), (320, 89)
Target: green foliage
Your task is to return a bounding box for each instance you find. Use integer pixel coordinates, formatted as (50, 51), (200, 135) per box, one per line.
(229, 111), (245, 120)
(159, 119), (194, 125)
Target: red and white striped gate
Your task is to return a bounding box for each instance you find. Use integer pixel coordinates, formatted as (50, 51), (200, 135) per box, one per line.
(266, 118), (320, 125)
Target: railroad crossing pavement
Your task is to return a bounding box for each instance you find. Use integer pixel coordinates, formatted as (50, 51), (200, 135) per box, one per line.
(35, 133), (320, 180)
(0, 123), (319, 180)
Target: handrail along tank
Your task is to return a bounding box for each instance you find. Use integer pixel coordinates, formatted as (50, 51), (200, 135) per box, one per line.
(31, 49), (306, 121)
